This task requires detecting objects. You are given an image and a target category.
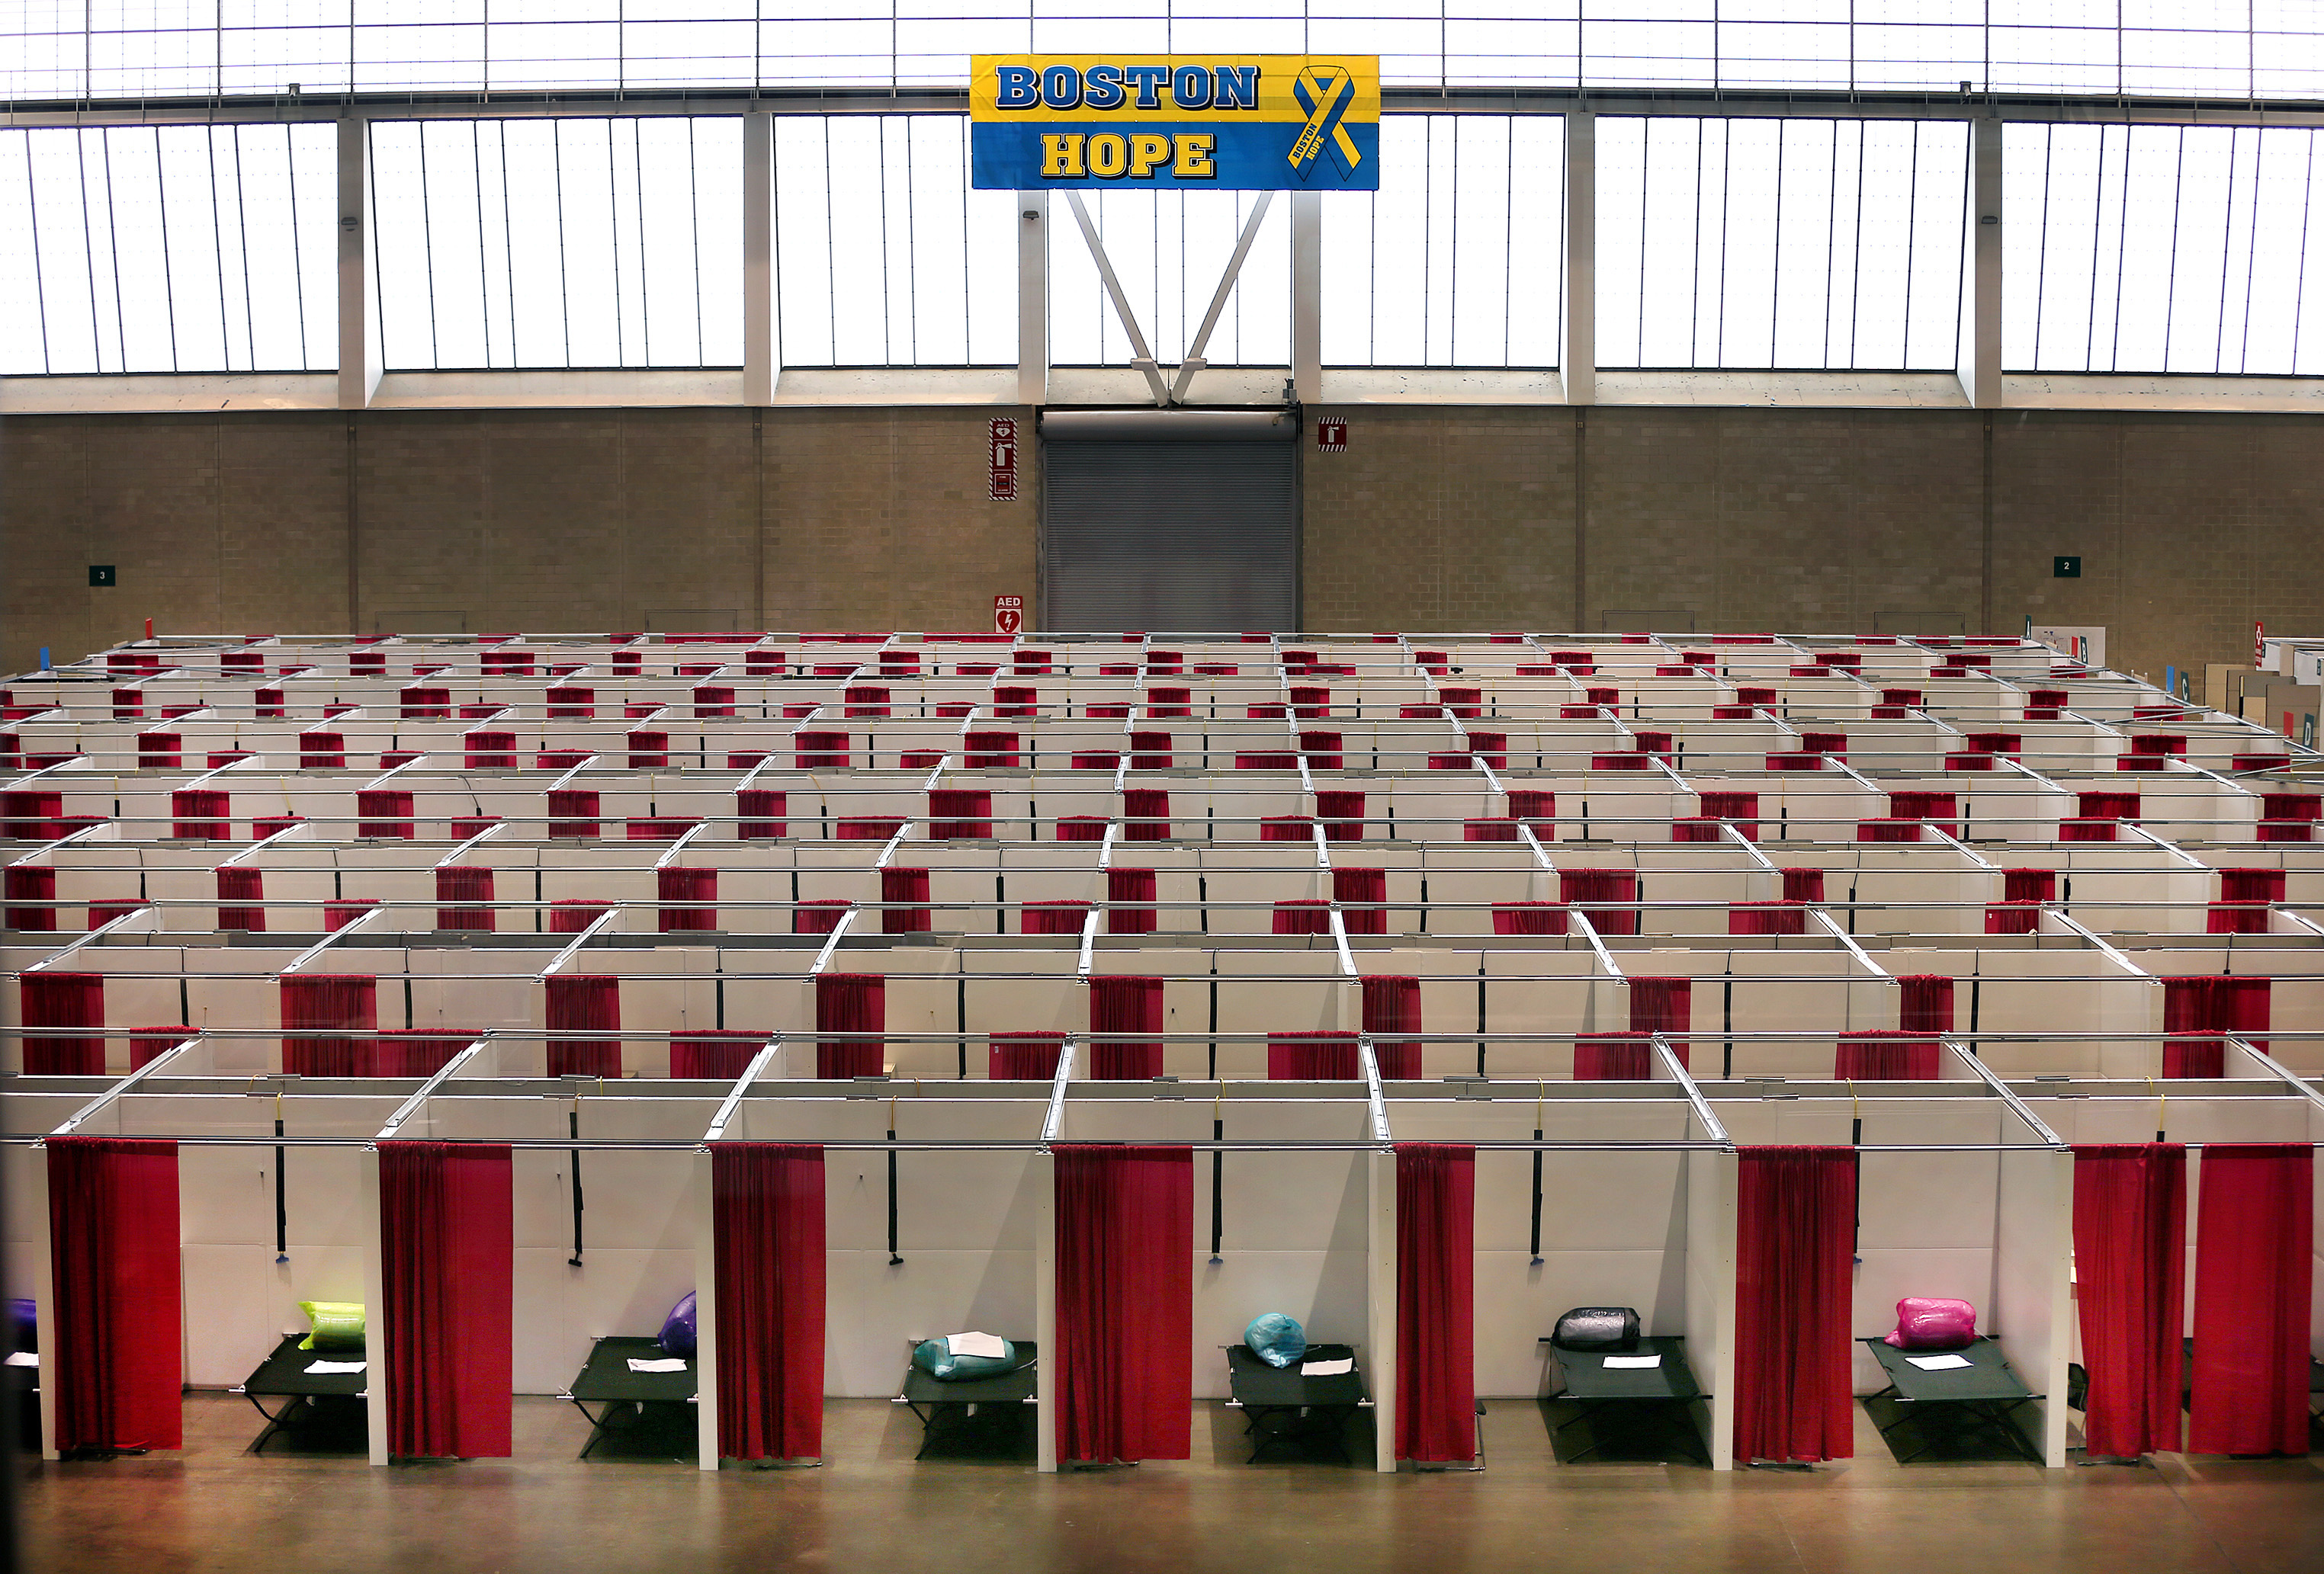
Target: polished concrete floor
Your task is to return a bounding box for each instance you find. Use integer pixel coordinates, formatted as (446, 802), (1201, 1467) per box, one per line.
(16, 1392), (2323, 1574)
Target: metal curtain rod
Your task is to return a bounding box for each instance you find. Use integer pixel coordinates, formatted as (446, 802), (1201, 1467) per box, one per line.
(11, 82), (2324, 128)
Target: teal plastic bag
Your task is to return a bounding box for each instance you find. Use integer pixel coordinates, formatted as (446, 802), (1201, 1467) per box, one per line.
(1244, 1313), (1307, 1369)
(913, 1335), (1019, 1382)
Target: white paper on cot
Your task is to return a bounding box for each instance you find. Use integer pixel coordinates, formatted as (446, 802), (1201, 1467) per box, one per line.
(5, 1351), (38, 1368)
(1906, 1353), (1973, 1370)
(1299, 1358), (1355, 1377)
(627, 1358), (689, 1374)
(306, 1360), (366, 1374)
(1601, 1354), (1662, 1369)
(946, 1332), (1007, 1359)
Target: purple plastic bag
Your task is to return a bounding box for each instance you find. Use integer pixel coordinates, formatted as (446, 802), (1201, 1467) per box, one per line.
(658, 1290), (698, 1358)
(1883, 1296), (1976, 1351)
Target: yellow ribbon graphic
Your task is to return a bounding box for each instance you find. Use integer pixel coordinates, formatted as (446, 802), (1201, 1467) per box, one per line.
(1289, 65), (1360, 180)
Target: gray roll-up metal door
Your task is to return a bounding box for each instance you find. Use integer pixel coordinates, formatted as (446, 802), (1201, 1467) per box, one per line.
(1041, 411), (1298, 633)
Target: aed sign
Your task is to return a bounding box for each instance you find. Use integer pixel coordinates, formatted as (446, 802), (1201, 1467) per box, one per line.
(971, 55), (1380, 191)
(994, 595), (1025, 636)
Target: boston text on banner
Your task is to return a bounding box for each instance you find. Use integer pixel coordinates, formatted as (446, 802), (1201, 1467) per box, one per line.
(971, 56), (1380, 192)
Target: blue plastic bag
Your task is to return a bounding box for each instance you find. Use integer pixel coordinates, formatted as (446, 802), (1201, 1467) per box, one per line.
(913, 1335), (1019, 1382)
(658, 1290), (698, 1358)
(1244, 1313), (1307, 1369)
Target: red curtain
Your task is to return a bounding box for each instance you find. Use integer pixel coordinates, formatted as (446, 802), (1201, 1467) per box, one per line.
(2207, 867), (2285, 934)
(1573, 1031), (1652, 1080)
(463, 730), (517, 768)
(435, 864), (495, 931)
(280, 973), (377, 1076)
(356, 789), (416, 839)
(2008, 869), (2063, 906)
(1273, 899), (1331, 934)
(47, 1135), (181, 1453)
(1560, 868), (1639, 934)
(737, 789), (787, 841)
(1128, 731), (1173, 770)
(373, 1028), (473, 1077)
(22, 970), (104, 1074)
(1023, 899), (1093, 934)
(836, 816), (903, 841)
(990, 1031), (1064, 1079)
(170, 788), (230, 840)
(1362, 975), (1423, 1079)
(1107, 867), (1158, 934)
(1122, 788), (1171, 841)
(815, 973), (885, 1076)
(1730, 900), (1806, 935)
(1835, 1030), (1940, 1079)
(1334, 867), (1388, 934)
(1733, 1146), (1857, 1463)
(2162, 976), (2272, 1073)
(793, 899), (849, 934)
(657, 866), (718, 932)
(794, 731), (849, 769)
(672, 1031), (763, 1079)
(1857, 819), (1924, 843)
(1298, 730), (1343, 770)
(5, 864), (56, 931)
(929, 787), (995, 838)
(2072, 1144), (2187, 1457)
(1492, 901), (1568, 935)
(1089, 976), (1164, 1079)
(545, 974), (622, 1077)
(1780, 867), (1825, 903)
(298, 730), (345, 768)
(1887, 790), (1959, 835)
(711, 1143), (827, 1461)
(1507, 789), (1554, 829)
(1395, 1143), (1476, 1463)
(1987, 901), (2040, 934)
(881, 867), (932, 933)
(2060, 819), (2119, 842)
(1268, 1031), (1359, 1079)
(1055, 816), (1108, 841)
(2078, 790), (2139, 822)
(215, 865), (265, 931)
(546, 788), (602, 840)
(2188, 1144), (2314, 1455)
(1054, 1145), (1192, 1463)
(1261, 816), (1316, 841)
(379, 1140), (513, 1460)
(550, 899), (610, 933)
(1897, 975), (1955, 1034)
(1629, 977), (1690, 1046)
(325, 898), (379, 932)
(128, 1024), (194, 1070)
(1698, 790), (1759, 840)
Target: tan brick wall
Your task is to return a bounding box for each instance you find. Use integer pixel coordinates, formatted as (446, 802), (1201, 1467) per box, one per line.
(6, 402), (2321, 681)
(2, 406), (1038, 668)
(1305, 405), (2324, 679)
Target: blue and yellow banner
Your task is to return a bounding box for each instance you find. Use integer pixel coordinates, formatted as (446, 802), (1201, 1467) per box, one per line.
(970, 55), (1379, 191)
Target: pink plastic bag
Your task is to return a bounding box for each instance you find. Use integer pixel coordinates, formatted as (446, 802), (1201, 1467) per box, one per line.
(1884, 1297), (1977, 1351)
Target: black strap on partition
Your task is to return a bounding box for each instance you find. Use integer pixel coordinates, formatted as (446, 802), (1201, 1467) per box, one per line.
(568, 1104), (585, 1265)
(1475, 967), (1488, 1077)
(888, 1092), (904, 1264)
(274, 1097), (288, 1261)
(1207, 970), (1218, 1082)
(1529, 1133), (1544, 1265)
(1210, 1103), (1225, 1264)
(1722, 976), (1735, 1079)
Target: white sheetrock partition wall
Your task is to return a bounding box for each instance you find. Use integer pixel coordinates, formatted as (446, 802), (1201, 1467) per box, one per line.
(6, 627), (2324, 1477)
